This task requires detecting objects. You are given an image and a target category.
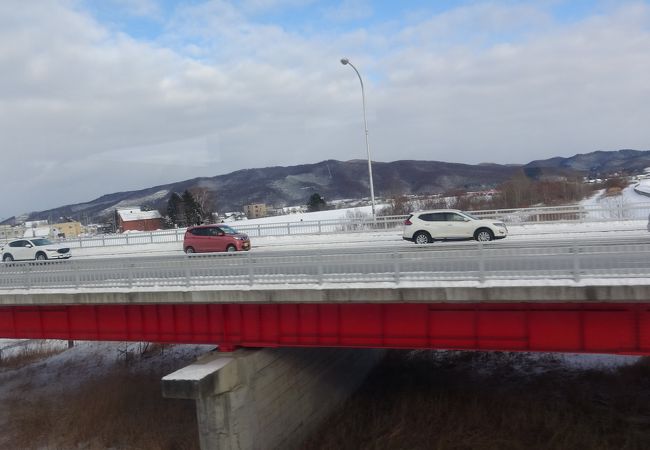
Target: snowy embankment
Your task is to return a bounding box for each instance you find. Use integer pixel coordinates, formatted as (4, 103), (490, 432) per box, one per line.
(634, 179), (650, 197)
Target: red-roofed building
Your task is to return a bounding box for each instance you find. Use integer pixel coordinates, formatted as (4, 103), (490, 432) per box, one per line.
(116, 208), (162, 232)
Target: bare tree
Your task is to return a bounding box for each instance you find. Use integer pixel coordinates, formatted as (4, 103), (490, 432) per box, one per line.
(189, 187), (216, 219)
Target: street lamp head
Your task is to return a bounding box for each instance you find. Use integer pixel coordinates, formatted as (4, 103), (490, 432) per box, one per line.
(340, 57), (349, 65)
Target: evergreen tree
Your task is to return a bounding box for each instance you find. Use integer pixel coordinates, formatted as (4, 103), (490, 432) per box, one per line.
(307, 193), (327, 212)
(182, 190), (203, 225)
(166, 192), (184, 227)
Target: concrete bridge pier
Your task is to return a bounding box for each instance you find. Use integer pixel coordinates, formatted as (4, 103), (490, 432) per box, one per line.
(162, 347), (386, 450)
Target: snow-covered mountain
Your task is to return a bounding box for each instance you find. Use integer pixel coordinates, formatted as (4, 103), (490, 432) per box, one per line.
(6, 149), (650, 224)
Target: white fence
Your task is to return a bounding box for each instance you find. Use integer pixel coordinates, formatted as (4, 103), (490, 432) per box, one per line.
(2, 239), (649, 291)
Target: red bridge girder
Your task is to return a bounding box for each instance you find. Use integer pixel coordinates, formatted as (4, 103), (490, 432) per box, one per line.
(1, 302), (650, 354)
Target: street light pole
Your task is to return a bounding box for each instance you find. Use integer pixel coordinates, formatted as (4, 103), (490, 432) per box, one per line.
(341, 57), (376, 219)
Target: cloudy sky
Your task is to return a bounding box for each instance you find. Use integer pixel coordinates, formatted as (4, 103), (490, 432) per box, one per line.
(2, 0), (650, 219)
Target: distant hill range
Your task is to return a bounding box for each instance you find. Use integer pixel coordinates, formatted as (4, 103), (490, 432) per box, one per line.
(6, 149), (650, 224)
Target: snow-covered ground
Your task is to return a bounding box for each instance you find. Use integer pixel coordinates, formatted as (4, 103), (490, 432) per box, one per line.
(581, 183), (650, 219)
(634, 179), (650, 196)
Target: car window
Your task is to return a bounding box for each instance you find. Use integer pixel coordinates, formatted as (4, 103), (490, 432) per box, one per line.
(446, 213), (467, 222)
(192, 228), (210, 236)
(9, 240), (27, 247)
(219, 225), (238, 235)
(419, 213), (445, 222)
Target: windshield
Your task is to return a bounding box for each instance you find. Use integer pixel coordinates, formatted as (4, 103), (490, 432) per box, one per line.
(31, 238), (53, 246)
(219, 225), (239, 235)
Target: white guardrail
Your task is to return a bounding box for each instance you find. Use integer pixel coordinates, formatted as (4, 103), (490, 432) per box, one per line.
(1, 239), (650, 291)
(8, 202), (650, 251)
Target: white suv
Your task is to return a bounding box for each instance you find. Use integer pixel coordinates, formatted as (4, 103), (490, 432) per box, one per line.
(1, 238), (72, 262)
(403, 209), (508, 244)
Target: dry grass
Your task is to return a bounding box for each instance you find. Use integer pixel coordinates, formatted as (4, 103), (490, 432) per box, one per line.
(2, 345), (200, 450)
(5, 347), (650, 449)
(6, 369), (198, 449)
(303, 351), (650, 450)
(0, 343), (65, 369)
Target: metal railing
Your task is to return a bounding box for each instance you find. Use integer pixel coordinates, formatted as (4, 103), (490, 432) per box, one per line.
(2, 239), (649, 292)
(5, 202), (650, 250)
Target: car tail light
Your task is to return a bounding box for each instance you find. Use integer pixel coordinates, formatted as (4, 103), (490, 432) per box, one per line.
(404, 218), (412, 225)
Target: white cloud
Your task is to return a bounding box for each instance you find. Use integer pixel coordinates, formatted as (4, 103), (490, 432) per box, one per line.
(111, 0), (162, 18)
(1, 0), (650, 219)
(323, 0), (373, 22)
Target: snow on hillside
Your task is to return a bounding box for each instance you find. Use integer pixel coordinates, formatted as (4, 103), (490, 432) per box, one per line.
(98, 189), (170, 217)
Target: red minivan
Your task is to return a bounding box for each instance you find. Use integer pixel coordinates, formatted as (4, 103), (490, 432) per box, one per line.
(183, 224), (251, 253)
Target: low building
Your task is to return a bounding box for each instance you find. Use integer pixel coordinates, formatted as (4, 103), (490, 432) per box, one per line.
(243, 203), (268, 219)
(23, 226), (50, 238)
(223, 212), (247, 222)
(116, 208), (162, 232)
(50, 221), (82, 239)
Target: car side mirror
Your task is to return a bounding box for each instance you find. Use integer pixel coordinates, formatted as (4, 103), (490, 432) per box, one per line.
(25, 244), (33, 248)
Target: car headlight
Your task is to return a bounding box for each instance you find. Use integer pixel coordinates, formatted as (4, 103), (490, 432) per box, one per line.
(493, 222), (507, 228)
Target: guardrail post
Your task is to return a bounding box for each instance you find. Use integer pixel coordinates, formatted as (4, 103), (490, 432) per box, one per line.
(150, 232), (154, 243)
(74, 260), (81, 288)
(393, 252), (400, 284)
(318, 221), (322, 234)
(78, 236), (83, 248)
(26, 264), (32, 289)
(572, 241), (581, 282)
(126, 234), (129, 245)
(317, 250), (324, 284)
(248, 252), (254, 285)
(478, 242), (485, 283)
(257, 224), (261, 237)
(287, 223), (291, 235)
(185, 259), (191, 287)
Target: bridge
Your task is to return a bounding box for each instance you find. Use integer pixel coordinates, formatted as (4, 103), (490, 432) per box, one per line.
(2, 237), (650, 354)
(2, 226), (650, 449)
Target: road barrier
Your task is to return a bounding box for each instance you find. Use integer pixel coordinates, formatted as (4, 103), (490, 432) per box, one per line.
(2, 239), (649, 291)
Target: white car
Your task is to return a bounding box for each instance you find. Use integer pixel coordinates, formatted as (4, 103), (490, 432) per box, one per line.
(1, 238), (72, 262)
(403, 209), (508, 244)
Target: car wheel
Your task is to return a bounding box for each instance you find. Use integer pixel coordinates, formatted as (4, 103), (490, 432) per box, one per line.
(226, 245), (236, 252)
(2, 254), (13, 262)
(185, 247), (195, 254)
(36, 252), (48, 261)
(475, 229), (494, 242)
(413, 231), (433, 244)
